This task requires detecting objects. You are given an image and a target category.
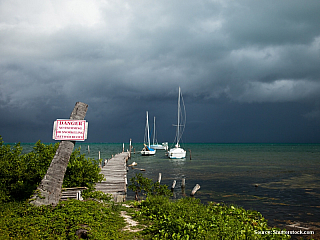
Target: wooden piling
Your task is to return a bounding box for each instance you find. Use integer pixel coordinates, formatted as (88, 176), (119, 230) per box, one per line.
(190, 184), (200, 196)
(158, 173), (162, 183)
(182, 187), (186, 196)
(171, 180), (176, 191)
(98, 151), (101, 168)
(189, 149), (192, 160)
(129, 139), (132, 159)
(181, 178), (186, 196)
(181, 178), (186, 188)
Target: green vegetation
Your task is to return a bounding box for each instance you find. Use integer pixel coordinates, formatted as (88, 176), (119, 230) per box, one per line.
(0, 197), (293, 240)
(0, 137), (103, 202)
(128, 172), (173, 200)
(0, 139), (57, 202)
(63, 147), (104, 191)
(0, 200), (127, 240)
(0, 137), (292, 239)
(134, 196), (290, 239)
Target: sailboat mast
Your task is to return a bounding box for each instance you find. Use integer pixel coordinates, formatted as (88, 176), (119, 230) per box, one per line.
(153, 116), (156, 145)
(146, 111), (151, 148)
(177, 87), (181, 146)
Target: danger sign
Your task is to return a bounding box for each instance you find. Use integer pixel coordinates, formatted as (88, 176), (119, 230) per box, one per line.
(52, 119), (88, 141)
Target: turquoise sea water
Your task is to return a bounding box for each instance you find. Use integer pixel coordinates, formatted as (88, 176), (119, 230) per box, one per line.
(19, 142), (320, 228)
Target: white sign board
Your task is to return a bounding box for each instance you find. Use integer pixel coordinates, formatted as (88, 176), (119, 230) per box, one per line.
(52, 119), (88, 141)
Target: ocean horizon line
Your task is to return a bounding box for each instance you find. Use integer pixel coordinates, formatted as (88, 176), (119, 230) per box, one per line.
(4, 141), (320, 145)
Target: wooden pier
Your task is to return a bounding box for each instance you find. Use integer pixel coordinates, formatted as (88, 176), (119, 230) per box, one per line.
(95, 152), (129, 202)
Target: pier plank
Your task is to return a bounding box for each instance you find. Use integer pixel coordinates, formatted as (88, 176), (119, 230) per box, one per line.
(95, 152), (129, 202)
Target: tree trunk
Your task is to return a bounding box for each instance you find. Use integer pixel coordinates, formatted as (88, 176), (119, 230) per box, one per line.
(30, 102), (88, 206)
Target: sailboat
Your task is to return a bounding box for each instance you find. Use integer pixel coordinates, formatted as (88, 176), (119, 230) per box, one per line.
(141, 111), (156, 156)
(150, 116), (168, 150)
(168, 87), (186, 159)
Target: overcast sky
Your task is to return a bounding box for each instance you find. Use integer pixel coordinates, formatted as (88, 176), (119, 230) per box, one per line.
(1, 0), (320, 144)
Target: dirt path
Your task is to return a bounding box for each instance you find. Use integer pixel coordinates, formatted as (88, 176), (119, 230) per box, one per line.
(121, 204), (143, 232)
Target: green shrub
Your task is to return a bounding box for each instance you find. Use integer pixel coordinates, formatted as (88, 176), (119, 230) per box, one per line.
(134, 196), (290, 240)
(82, 190), (113, 203)
(0, 136), (104, 203)
(128, 173), (172, 200)
(63, 148), (104, 191)
(0, 139), (58, 202)
(0, 200), (126, 240)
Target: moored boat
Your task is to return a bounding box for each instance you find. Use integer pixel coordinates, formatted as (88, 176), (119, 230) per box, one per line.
(150, 116), (168, 150)
(168, 87), (186, 159)
(141, 111), (156, 156)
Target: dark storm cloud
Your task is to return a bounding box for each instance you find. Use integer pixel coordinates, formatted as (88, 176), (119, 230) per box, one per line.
(1, 0), (320, 143)
(224, 1), (320, 45)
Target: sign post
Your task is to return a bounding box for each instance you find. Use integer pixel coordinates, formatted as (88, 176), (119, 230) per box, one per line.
(30, 102), (88, 206)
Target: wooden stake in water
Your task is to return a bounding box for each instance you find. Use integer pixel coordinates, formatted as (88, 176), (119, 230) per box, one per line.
(190, 184), (200, 196)
(181, 178), (186, 196)
(88, 145), (90, 154)
(181, 178), (186, 188)
(171, 180), (176, 191)
(129, 139), (132, 159)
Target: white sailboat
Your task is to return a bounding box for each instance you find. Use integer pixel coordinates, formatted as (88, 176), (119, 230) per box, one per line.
(168, 87), (186, 159)
(141, 111), (156, 156)
(150, 116), (168, 150)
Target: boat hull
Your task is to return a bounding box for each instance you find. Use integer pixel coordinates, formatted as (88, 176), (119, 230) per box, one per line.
(150, 145), (165, 150)
(141, 150), (156, 156)
(168, 147), (186, 159)
(150, 143), (168, 150)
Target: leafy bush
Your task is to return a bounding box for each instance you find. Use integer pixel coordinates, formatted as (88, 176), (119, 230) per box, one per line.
(0, 137), (104, 203)
(82, 190), (113, 203)
(0, 200), (126, 240)
(128, 173), (172, 200)
(0, 139), (58, 202)
(134, 196), (291, 240)
(63, 148), (104, 191)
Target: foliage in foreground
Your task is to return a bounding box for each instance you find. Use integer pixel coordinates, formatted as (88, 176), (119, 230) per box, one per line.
(134, 196), (291, 240)
(0, 137), (104, 203)
(0, 199), (127, 240)
(63, 147), (104, 191)
(128, 173), (173, 200)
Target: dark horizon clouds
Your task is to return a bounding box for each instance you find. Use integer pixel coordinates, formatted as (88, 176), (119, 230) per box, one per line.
(1, 0), (320, 144)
